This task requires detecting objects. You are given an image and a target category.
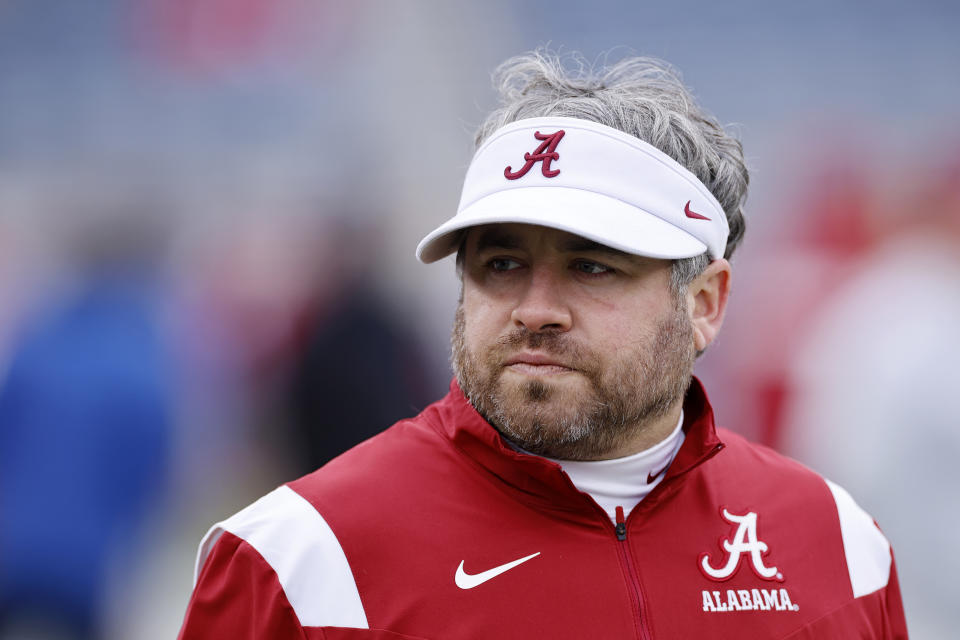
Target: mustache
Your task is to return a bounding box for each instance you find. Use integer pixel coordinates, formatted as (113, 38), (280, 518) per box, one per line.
(496, 328), (573, 352)
(492, 328), (594, 372)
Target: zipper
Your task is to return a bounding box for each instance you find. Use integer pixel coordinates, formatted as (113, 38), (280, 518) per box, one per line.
(614, 506), (652, 640)
(606, 442), (723, 639)
(551, 441), (727, 640)
(547, 439), (723, 640)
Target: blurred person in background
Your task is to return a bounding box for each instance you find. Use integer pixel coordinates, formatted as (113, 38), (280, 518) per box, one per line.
(182, 208), (436, 479)
(697, 159), (877, 448)
(177, 51), (908, 639)
(0, 199), (174, 640)
(779, 155), (960, 640)
(288, 215), (434, 474)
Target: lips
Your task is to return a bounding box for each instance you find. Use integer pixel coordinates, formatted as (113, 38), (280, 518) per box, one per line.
(504, 352), (569, 367)
(503, 352), (575, 375)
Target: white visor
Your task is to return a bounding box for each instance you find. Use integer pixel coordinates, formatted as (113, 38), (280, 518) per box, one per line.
(416, 116), (728, 263)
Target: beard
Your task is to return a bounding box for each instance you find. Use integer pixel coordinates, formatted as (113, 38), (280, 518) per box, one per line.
(450, 301), (696, 461)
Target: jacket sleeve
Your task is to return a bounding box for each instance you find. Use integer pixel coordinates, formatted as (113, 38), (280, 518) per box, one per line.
(177, 485), (369, 637)
(782, 551), (908, 640)
(784, 479), (910, 640)
(881, 554), (909, 639)
(178, 531), (307, 640)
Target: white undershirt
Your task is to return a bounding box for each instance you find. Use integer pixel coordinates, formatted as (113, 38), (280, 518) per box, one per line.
(536, 411), (686, 522)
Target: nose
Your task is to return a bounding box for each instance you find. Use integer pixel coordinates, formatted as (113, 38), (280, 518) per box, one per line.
(510, 264), (573, 333)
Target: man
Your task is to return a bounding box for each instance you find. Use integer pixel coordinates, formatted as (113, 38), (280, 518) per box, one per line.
(178, 52), (908, 639)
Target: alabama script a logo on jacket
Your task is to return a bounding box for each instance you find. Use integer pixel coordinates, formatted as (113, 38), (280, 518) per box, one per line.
(698, 508), (800, 613)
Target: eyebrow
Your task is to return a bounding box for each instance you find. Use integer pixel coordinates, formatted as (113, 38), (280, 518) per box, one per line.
(473, 229), (522, 253)
(472, 228), (635, 260)
(557, 237), (633, 259)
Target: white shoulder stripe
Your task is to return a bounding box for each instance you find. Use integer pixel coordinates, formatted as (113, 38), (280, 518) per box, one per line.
(194, 485), (369, 629)
(824, 479), (891, 598)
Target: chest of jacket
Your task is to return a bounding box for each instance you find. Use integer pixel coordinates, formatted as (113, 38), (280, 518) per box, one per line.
(296, 453), (856, 639)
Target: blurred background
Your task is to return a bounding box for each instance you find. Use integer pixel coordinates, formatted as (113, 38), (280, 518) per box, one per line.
(0, 0), (957, 637)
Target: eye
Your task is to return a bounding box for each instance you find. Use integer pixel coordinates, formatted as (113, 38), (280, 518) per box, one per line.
(573, 260), (614, 276)
(489, 257), (522, 272)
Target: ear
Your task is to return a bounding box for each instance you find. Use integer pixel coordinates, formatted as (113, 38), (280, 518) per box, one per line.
(685, 259), (731, 352)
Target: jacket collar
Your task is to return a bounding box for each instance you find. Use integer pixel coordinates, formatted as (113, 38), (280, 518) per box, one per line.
(424, 376), (724, 514)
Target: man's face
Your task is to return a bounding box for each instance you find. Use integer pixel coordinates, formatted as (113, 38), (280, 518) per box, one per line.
(452, 223), (696, 461)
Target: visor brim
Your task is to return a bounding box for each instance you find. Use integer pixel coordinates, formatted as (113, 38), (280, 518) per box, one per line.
(416, 187), (708, 263)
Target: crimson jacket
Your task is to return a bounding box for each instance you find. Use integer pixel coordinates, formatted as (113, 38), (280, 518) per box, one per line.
(178, 379), (908, 639)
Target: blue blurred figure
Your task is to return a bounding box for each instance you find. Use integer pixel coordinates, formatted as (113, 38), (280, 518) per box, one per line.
(0, 209), (173, 640)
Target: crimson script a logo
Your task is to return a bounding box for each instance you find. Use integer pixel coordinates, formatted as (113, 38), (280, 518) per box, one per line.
(504, 130), (565, 180)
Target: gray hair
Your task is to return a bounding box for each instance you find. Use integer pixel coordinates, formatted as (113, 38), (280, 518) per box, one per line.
(476, 50), (749, 289)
